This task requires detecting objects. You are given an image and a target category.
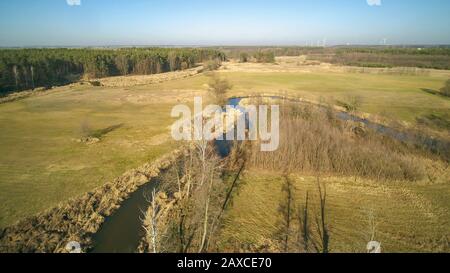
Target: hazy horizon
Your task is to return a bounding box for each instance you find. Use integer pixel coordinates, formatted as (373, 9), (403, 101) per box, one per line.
(2, 44), (450, 50)
(1, 0), (450, 47)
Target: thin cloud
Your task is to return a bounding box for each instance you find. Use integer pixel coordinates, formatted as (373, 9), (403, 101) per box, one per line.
(66, 0), (81, 6)
(367, 0), (381, 6)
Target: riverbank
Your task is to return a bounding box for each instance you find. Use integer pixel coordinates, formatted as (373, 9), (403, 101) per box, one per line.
(0, 148), (184, 253)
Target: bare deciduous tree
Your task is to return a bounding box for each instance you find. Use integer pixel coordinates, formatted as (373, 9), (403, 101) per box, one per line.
(142, 189), (160, 253)
(12, 65), (19, 90)
(30, 66), (35, 90)
(208, 74), (232, 106)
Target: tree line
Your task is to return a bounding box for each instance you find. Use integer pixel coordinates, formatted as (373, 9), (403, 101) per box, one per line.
(307, 47), (450, 70)
(218, 46), (450, 69)
(239, 51), (276, 63)
(334, 47), (450, 56)
(0, 48), (225, 94)
(218, 46), (325, 60)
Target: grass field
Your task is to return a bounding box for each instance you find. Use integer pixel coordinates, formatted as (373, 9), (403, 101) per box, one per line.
(220, 59), (450, 127)
(125, 58), (450, 126)
(110, 58), (450, 128)
(218, 170), (450, 253)
(0, 83), (195, 228)
(1, 57), (449, 231)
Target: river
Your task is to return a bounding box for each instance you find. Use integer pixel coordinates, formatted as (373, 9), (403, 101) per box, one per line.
(89, 96), (448, 253)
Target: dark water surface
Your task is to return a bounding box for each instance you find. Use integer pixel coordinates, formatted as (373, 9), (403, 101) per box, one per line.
(90, 180), (159, 253)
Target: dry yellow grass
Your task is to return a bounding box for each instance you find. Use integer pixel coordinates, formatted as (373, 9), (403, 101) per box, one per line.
(218, 170), (450, 253)
(0, 82), (201, 228)
(1, 56), (449, 246)
(95, 66), (204, 87)
(222, 56), (450, 77)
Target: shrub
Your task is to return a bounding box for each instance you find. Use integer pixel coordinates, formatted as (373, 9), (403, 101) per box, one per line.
(239, 52), (249, 63)
(208, 74), (232, 105)
(89, 80), (102, 87)
(204, 59), (222, 71)
(440, 79), (450, 97)
(254, 51), (275, 63)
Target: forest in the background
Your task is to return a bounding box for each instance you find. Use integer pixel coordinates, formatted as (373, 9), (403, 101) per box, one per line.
(309, 47), (450, 70)
(218, 46), (450, 69)
(0, 48), (225, 94)
(2, 46), (450, 95)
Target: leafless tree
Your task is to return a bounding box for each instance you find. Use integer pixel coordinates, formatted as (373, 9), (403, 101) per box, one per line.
(142, 189), (160, 253)
(208, 73), (232, 106)
(12, 65), (19, 90)
(30, 66), (35, 90)
(365, 208), (382, 253)
(115, 55), (130, 75)
(198, 167), (214, 253)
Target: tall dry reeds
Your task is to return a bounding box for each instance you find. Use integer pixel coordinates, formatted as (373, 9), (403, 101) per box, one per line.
(248, 101), (427, 182)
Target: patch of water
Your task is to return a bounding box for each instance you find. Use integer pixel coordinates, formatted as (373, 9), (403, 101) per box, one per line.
(90, 180), (159, 253)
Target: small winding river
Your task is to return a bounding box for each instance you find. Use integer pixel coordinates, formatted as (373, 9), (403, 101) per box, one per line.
(89, 96), (448, 253)
(90, 179), (159, 253)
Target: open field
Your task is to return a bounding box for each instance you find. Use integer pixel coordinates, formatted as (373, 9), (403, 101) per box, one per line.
(108, 57), (450, 130)
(218, 170), (450, 253)
(1, 0), (449, 256)
(0, 82), (206, 228)
(220, 58), (450, 128)
(98, 56), (450, 128)
(1, 56), (449, 232)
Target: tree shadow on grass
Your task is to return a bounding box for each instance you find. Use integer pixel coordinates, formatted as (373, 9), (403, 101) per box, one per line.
(421, 88), (449, 98)
(416, 114), (450, 131)
(89, 123), (124, 139)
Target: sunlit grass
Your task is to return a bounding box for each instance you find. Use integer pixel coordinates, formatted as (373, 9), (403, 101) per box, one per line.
(1, 61), (449, 231)
(0, 85), (182, 227)
(218, 170), (450, 253)
(220, 71), (450, 124)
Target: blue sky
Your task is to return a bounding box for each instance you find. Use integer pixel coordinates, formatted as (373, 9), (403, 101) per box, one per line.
(0, 0), (449, 46)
